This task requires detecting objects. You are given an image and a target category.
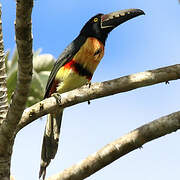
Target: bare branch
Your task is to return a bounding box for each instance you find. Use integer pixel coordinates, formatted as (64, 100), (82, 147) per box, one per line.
(2, 0), (33, 138)
(0, 3), (8, 124)
(46, 110), (180, 180)
(16, 64), (180, 133)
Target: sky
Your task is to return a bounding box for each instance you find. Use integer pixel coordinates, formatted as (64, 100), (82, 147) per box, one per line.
(2, 0), (180, 180)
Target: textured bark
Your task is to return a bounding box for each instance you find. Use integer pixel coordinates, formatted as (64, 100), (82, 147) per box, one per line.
(0, 153), (11, 180)
(0, 1), (33, 179)
(0, 4), (12, 180)
(0, 4), (8, 124)
(46, 111), (180, 180)
(16, 64), (180, 133)
(2, 0), (33, 139)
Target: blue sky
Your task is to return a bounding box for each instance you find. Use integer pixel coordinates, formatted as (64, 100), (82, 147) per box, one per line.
(2, 0), (180, 180)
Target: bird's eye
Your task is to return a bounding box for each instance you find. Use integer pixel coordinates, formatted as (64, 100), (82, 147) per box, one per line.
(93, 18), (98, 22)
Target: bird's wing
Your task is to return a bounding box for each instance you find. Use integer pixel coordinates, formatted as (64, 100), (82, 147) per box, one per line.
(44, 35), (86, 98)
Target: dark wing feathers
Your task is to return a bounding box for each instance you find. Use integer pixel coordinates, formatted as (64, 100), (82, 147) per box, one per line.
(44, 35), (86, 98)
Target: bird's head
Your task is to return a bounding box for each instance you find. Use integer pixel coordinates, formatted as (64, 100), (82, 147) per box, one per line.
(80, 9), (145, 44)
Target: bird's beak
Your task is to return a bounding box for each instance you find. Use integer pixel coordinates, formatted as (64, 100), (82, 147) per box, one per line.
(101, 9), (145, 31)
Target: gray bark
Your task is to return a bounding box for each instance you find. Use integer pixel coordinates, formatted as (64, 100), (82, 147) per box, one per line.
(16, 64), (180, 133)
(0, 3), (11, 180)
(0, 1), (33, 179)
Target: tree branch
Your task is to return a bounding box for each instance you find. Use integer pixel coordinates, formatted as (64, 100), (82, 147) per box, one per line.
(0, 3), (8, 124)
(46, 110), (180, 180)
(16, 64), (180, 133)
(1, 0), (33, 139)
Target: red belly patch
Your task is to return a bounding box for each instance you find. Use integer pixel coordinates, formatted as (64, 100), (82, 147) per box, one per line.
(48, 79), (60, 97)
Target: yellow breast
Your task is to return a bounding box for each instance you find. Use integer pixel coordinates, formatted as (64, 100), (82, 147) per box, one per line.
(55, 37), (105, 94)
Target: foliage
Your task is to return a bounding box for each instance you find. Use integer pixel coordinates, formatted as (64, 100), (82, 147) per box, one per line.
(5, 48), (55, 107)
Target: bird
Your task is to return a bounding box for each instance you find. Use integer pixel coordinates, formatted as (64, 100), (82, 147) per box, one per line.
(39, 8), (145, 179)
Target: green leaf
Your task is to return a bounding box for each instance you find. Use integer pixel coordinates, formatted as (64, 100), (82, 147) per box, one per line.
(33, 54), (55, 73)
(6, 48), (54, 107)
(7, 70), (17, 102)
(10, 48), (18, 69)
(5, 50), (10, 72)
(38, 71), (51, 90)
(28, 70), (45, 104)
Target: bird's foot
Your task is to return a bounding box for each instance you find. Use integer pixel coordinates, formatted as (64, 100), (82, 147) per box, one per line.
(52, 93), (61, 106)
(165, 81), (170, 84)
(86, 82), (91, 105)
(86, 81), (91, 88)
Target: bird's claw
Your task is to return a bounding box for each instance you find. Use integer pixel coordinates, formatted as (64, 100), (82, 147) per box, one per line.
(52, 93), (61, 106)
(87, 82), (91, 105)
(86, 81), (91, 88)
(165, 81), (170, 84)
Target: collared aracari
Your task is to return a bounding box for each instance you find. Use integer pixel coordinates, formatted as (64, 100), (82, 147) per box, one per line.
(39, 8), (145, 179)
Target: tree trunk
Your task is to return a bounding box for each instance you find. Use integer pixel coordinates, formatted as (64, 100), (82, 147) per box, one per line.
(0, 3), (13, 180)
(0, 137), (13, 180)
(0, 156), (11, 180)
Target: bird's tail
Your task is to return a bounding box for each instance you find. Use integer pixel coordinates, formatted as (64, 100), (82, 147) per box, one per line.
(39, 110), (63, 180)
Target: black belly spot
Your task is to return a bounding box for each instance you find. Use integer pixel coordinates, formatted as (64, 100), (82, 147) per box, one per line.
(73, 62), (92, 80)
